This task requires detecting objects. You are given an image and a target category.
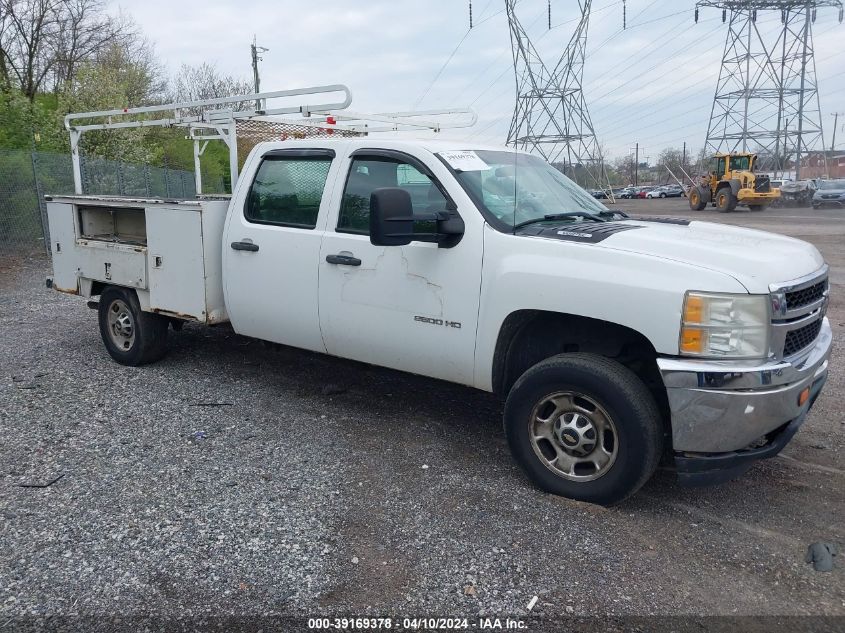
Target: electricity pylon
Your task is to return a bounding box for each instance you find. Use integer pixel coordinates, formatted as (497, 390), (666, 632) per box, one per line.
(697, 0), (843, 179)
(505, 1), (611, 191)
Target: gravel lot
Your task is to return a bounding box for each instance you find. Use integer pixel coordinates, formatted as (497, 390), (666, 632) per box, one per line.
(1, 200), (843, 629)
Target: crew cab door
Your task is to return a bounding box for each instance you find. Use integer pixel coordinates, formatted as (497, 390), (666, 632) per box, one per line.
(318, 148), (483, 385)
(223, 148), (339, 352)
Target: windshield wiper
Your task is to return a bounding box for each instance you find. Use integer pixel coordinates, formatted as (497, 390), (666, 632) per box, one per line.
(514, 211), (607, 230)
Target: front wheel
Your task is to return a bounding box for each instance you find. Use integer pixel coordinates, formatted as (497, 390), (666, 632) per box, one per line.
(98, 287), (169, 366)
(716, 189), (737, 212)
(659, 192), (666, 198)
(504, 353), (663, 506)
(688, 187), (707, 211)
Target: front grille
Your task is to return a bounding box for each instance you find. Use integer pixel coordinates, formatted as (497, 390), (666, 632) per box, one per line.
(783, 319), (823, 356)
(785, 279), (828, 310)
(755, 175), (771, 193)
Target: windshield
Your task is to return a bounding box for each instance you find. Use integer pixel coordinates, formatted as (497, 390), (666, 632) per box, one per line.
(445, 150), (608, 229)
(818, 179), (845, 190)
(729, 156), (751, 171)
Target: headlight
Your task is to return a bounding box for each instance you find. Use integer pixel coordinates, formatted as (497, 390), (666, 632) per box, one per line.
(679, 292), (769, 359)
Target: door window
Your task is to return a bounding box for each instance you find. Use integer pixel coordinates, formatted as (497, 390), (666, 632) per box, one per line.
(337, 156), (448, 234)
(245, 155), (333, 229)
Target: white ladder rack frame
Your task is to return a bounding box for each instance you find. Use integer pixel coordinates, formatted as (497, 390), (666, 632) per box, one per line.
(63, 84), (477, 195)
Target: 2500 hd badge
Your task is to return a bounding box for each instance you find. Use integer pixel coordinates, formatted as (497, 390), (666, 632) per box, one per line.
(414, 316), (462, 329)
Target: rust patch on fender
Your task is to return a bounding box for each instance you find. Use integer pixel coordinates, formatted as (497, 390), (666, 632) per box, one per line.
(151, 307), (199, 322)
(53, 285), (79, 295)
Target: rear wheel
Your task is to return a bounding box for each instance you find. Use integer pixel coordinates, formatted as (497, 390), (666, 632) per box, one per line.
(504, 353), (663, 506)
(716, 188), (737, 212)
(659, 192), (667, 198)
(689, 187), (707, 211)
(98, 286), (169, 366)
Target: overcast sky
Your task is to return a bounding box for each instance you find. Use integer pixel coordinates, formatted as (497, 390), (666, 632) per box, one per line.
(113, 0), (845, 161)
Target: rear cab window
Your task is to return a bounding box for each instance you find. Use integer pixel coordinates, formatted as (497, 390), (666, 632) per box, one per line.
(245, 150), (336, 229)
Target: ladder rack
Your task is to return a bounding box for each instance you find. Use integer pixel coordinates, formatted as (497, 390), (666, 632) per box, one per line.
(64, 84), (477, 194)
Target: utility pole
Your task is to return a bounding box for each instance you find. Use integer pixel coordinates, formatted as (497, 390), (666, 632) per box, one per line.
(832, 112), (843, 151)
(682, 141), (687, 172)
(251, 35), (269, 111)
(635, 143), (639, 186)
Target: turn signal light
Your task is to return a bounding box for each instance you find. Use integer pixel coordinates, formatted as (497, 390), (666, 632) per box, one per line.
(680, 327), (704, 354)
(798, 387), (810, 407)
(683, 294), (704, 324)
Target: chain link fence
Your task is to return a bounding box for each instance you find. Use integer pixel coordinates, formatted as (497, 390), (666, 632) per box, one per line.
(0, 149), (222, 254)
(2, 122), (354, 254)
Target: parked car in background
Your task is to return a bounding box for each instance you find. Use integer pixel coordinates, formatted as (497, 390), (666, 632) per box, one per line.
(812, 179), (845, 209)
(665, 184), (686, 197)
(636, 187), (654, 199)
(647, 184), (685, 199)
(618, 187), (638, 199)
(589, 189), (609, 199)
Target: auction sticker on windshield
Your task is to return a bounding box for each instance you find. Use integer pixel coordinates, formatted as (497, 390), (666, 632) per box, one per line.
(439, 150), (490, 172)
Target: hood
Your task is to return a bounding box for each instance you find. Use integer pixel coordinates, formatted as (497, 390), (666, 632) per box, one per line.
(522, 218), (825, 293)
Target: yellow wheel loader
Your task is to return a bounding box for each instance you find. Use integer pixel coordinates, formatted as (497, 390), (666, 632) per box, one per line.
(689, 153), (780, 213)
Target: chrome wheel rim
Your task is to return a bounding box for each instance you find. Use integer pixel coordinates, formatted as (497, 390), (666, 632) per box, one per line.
(528, 391), (618, 482)
(107, 299), (135, 351)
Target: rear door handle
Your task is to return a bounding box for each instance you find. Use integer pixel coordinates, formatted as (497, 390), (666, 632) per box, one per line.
(231, 241), (259, 252)
(326, 254), (362, 266)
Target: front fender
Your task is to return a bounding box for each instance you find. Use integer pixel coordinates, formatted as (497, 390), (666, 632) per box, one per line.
(727, 179), (741, 196)
(472, 224), (748, 391)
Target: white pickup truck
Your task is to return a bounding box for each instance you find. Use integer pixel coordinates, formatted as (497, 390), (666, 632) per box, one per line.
(46, 137), (832, 505)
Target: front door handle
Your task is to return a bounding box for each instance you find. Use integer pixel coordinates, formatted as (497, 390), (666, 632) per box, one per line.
(326, 253), (362, 266)
(231, 241), (259, 252)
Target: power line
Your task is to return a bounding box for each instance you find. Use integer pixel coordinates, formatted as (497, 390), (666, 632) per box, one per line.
(466, 8), (715, 141)
(412, 29), (472, 109)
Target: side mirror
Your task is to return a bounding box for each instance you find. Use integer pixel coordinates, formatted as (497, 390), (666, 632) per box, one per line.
(369, 186), (465, 248)
(370, 187), (413, 246)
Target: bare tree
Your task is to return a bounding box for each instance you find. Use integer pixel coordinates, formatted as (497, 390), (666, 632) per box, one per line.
(0, 0), (138, 100)
(168, 62), (252, 112)
(0, 0), (59, 99)
(51, 0), (133, 91)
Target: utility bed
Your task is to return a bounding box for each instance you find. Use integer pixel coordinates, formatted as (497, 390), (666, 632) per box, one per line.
(46, 195), (229, 324)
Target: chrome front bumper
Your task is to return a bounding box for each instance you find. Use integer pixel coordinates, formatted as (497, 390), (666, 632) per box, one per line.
(657, 317), (832, 454)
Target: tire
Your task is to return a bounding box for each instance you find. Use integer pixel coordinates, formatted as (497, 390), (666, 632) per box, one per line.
(716, 188), (737, 212)
(689, 187), (707, 211)
(659, 192), (666, 198)
(503, 353), (663, 506)
(98, 286), (169, 366)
